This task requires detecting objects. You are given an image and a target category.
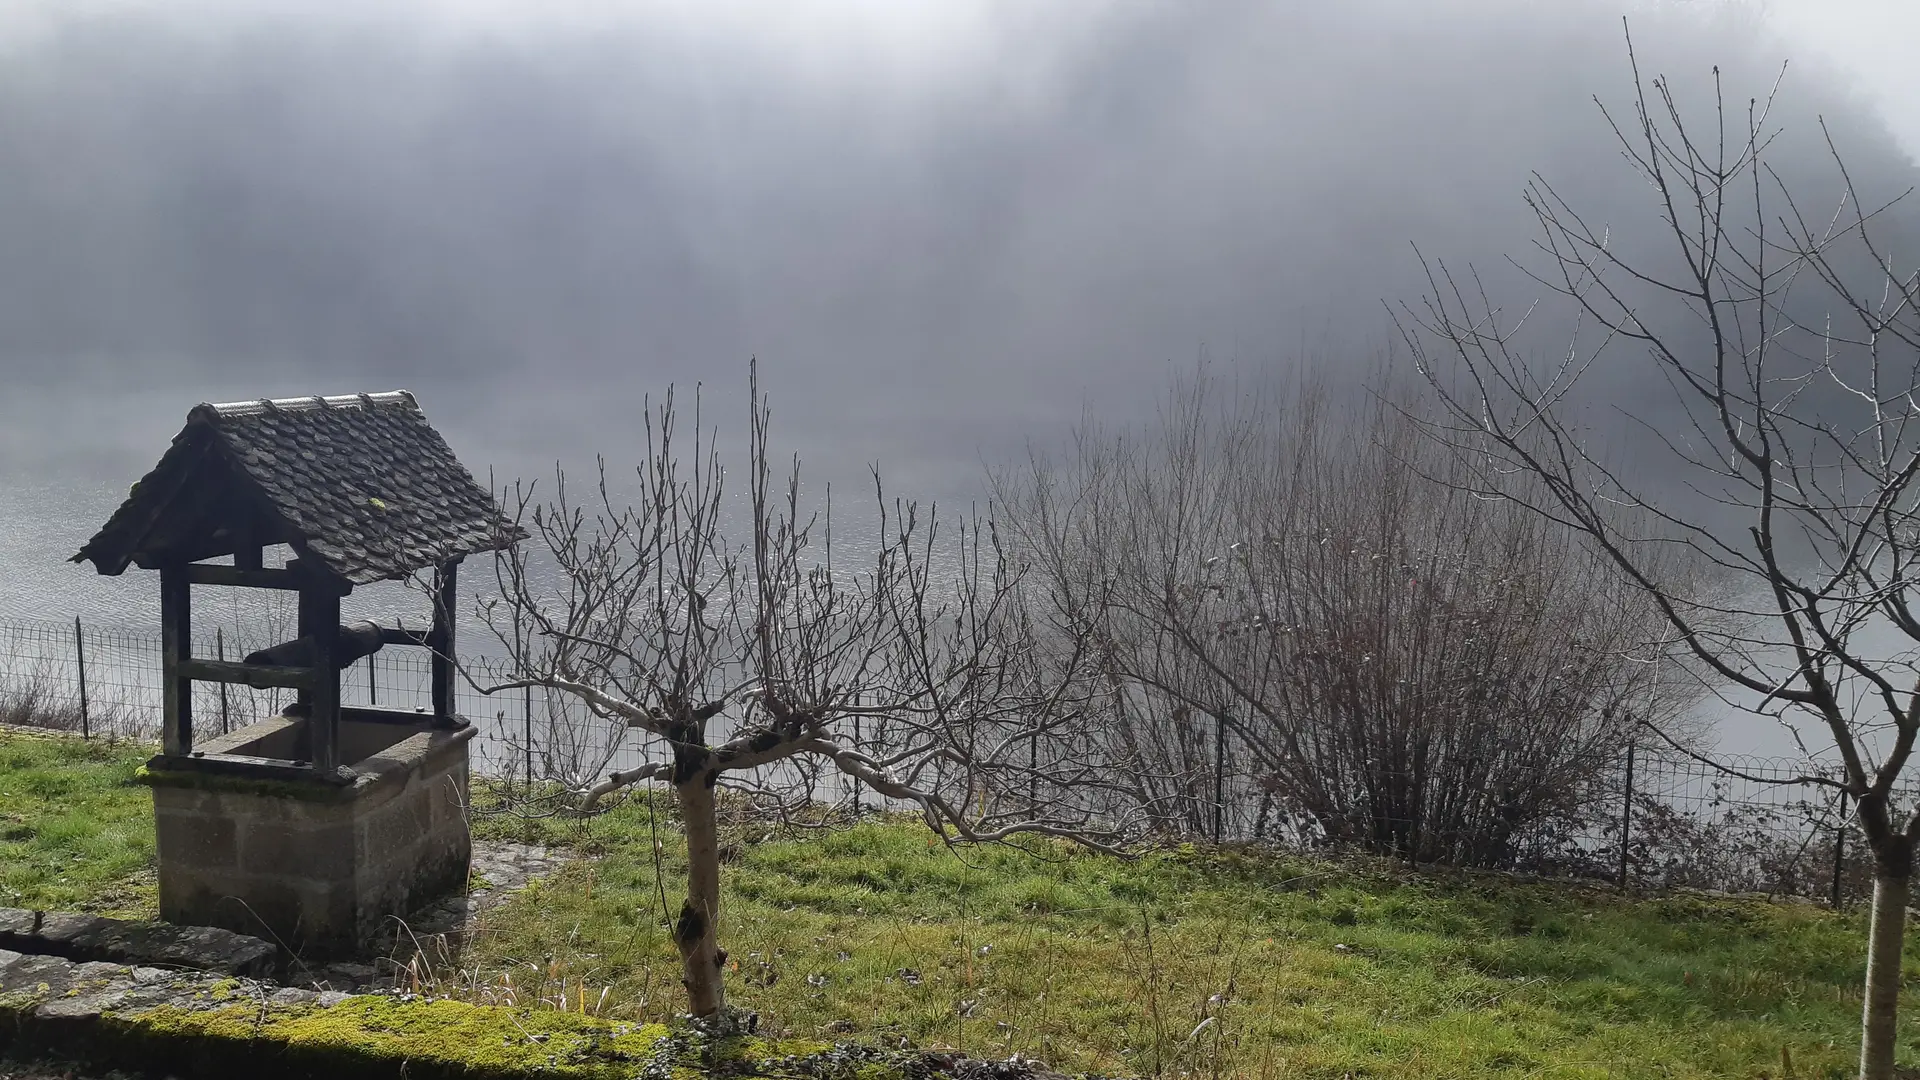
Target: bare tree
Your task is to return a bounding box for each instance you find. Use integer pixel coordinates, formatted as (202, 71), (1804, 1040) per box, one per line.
(1399, 30), (1920, 1079)
(471, 368), (1141, 1022)
(995, 370), (1694, 861)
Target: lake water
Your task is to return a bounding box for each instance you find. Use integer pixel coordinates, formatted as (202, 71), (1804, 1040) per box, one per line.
(0, 461), (1833, 764)
(0, 464), (491, 629)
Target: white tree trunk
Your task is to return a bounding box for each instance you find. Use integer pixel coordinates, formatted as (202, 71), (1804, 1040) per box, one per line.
(674, 775), (727, 1017)
(1860, 868), (1910, 1080)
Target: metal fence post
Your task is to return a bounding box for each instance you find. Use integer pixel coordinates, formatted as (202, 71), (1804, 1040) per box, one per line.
(215, 628), (230, 735)
(1213, 711), (1227, 843)
(1028, 717), (1039, 811)
(523, 684), (534, 795)
(73, 617), (89, 739)
(1832, 790), (1851, 911)
(852, 706), (864, 813)
(1617, 741), (1637, 892)
(367, 653), (377, 706)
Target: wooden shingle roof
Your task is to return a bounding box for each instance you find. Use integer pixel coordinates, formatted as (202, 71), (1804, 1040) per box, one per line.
(75, 391), (524, 584)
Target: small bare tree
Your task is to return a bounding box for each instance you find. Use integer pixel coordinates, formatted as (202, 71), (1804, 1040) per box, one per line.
(473, 369), (1141, 1022)
(1400, 31), (1920, 1079)
(995, 370), (1694, 861)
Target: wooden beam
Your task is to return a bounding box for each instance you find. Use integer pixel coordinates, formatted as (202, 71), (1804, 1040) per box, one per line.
(159, 567), (192, 756)
(184, 564), (305, 590)
(177, 658), (317, 690)
(431, 557), (461, 722)
(299, 586), (343, 774)
(341, 705), (457, 727)
(286, 558), (353, 596)
(230, 512), (264, 571)
(141, 534), (273, 573)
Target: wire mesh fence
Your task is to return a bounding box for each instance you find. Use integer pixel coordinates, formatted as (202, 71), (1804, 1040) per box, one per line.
(0, 612), (1897, 904)
(1125, 722), (1899, 906)
(0, 613), (870, 809)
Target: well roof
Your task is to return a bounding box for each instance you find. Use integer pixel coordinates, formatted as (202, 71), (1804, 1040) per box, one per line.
(74, 391), (523, 584)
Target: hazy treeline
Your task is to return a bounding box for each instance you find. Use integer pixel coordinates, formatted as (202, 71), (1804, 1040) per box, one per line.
(991, 371), (1701, 865)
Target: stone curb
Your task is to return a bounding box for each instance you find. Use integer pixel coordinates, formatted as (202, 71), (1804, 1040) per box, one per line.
(0, 948), (1092, 1080)
(0, 946), (632, 1079)
(0, 946), (347, 1077)
(0, 909), (277, 979)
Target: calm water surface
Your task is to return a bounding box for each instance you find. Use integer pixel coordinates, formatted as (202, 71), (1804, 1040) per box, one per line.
(0, 467), (467, 631)
(0, 464), (1822, 762)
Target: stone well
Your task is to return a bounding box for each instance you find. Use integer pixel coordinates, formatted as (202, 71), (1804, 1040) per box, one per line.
(74, 390), (520, 960)
(143, 710), (475, 959)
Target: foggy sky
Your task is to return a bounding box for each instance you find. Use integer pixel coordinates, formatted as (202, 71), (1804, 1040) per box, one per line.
(3, 0), (1920, 759)
(0, 0), (1913, 504)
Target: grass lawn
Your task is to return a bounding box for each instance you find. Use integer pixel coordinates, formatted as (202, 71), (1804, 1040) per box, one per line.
(0, 730), (155, 916)
(2, 729), (1913, 1078)
(468, 795), (1916, 1079)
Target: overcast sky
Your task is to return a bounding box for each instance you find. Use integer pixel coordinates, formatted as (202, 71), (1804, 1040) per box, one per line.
(2, 0), (1918, 683)
(0, 0), (1910, 498)
(1764, 0), (1920, 157)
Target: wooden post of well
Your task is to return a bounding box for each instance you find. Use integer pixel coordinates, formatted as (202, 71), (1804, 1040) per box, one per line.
(300, 583), (342, 775)
(159, 568), (192, 757)
(430, 558), (460, 724)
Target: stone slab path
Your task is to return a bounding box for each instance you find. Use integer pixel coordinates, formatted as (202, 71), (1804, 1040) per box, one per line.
(0, 909), (276, 978)
(414, 841), (566, 936)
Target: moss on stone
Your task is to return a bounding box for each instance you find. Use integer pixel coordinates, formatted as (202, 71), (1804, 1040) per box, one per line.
(101, 998), (920, 1080)
(120, 997), (671, 1079)
(4, 971), (920, 1080)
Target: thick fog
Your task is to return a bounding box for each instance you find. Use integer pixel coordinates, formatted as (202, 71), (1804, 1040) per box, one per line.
(0, 0), (1917, 760)
(0, 0), (1910, 491)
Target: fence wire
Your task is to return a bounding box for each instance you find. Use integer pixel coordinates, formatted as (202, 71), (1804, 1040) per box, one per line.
(0, 613), (1898, 904)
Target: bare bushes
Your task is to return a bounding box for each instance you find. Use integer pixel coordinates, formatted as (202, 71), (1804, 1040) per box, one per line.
(996, 372), (1698, 866)
(0, 655), (139, 738)
(0, 668), (88, 732)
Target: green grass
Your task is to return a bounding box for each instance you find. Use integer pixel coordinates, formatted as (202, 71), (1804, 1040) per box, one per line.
(469, 793), (1913, 1079)
(0, 731), (155, 916)
(3, 733), (1910, 1077)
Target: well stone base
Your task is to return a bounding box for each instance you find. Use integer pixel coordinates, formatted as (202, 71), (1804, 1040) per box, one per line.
(144, 714), (475, 960)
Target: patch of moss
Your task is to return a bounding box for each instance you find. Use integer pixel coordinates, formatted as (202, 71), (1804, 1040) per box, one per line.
(0, 986), (915, 1080)
(111, 997), (878, 1080)
(120, 997), (669, 1079)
